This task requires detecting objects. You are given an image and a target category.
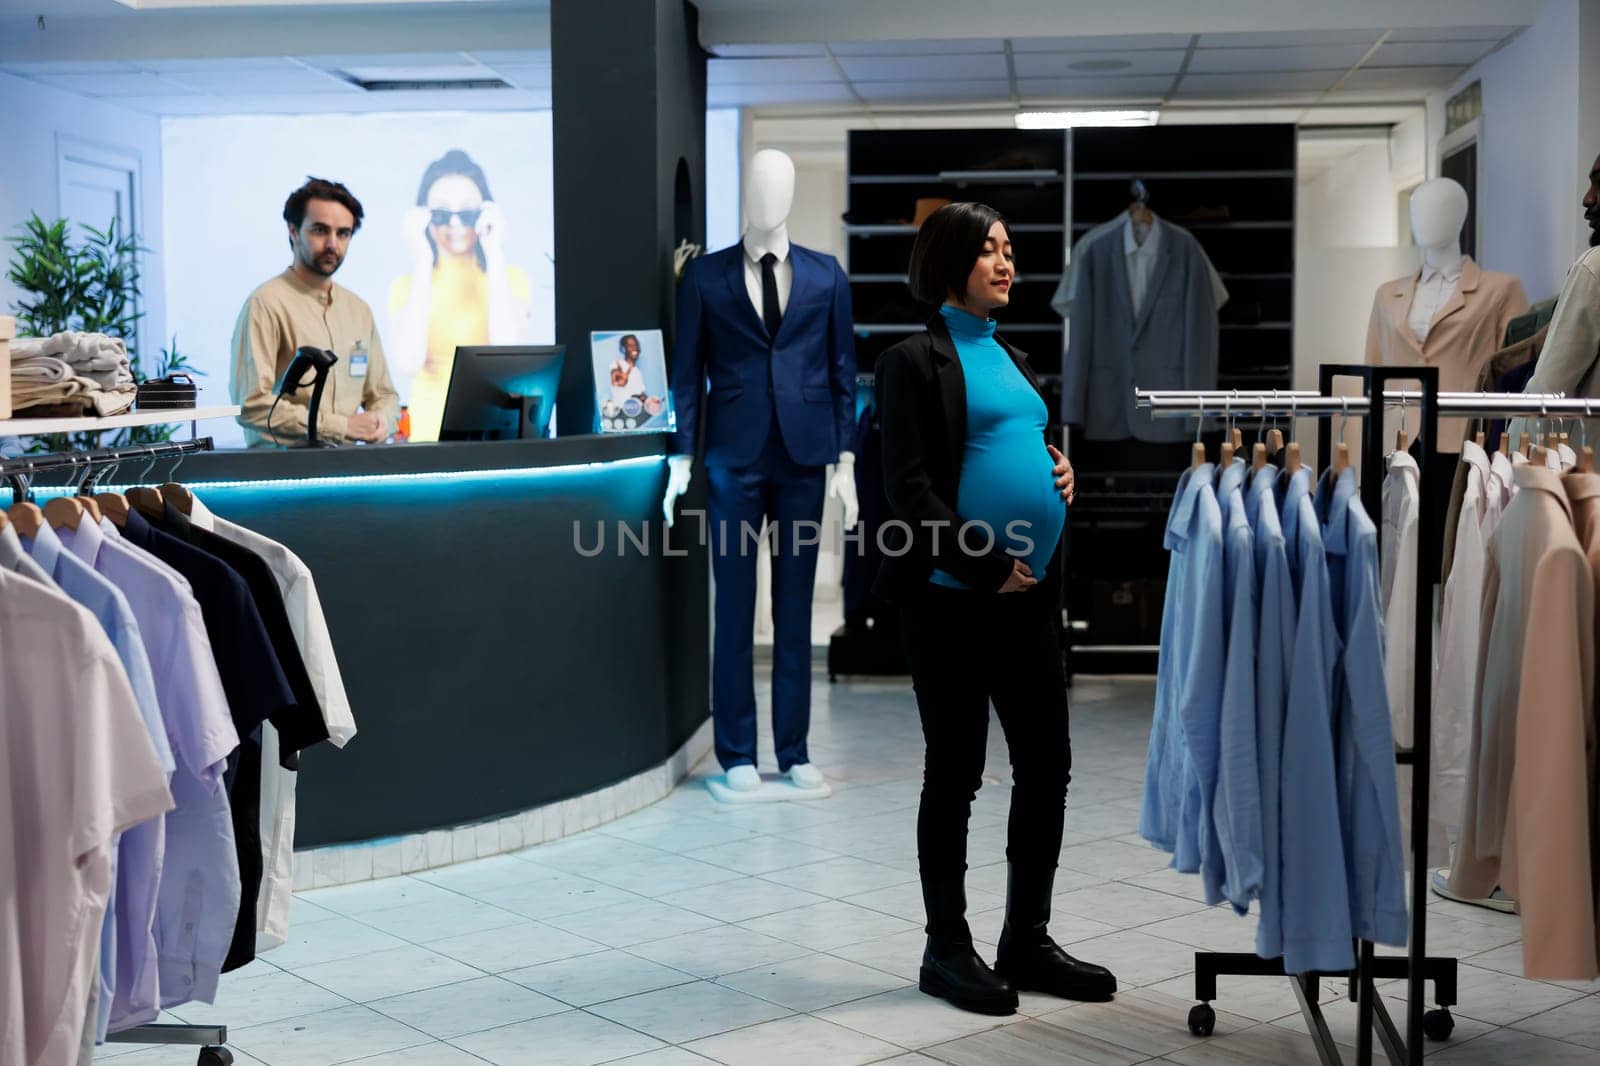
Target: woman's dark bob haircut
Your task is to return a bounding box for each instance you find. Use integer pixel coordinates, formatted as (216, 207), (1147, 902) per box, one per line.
(907, 202), (1013, 306)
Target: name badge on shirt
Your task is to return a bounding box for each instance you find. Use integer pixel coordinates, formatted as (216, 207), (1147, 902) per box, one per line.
(349, 341), (369, 379)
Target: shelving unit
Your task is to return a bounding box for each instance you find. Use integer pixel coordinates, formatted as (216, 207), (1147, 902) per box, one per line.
(1064, 124), (1297, 674)
(844, 129), (1069, 380)
(0, 404), (239, 437)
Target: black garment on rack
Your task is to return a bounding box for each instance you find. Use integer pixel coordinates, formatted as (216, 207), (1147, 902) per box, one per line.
(119, 509), (297, 973)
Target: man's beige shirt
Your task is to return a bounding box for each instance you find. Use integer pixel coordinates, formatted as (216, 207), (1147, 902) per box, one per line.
(230, 269), (400, 447)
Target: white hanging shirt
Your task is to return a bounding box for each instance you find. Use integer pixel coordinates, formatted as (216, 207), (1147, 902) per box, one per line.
(188, 495), (355, 951)
(1407, 258), (1465, 345)
(1431, 440), (1494, 862)
(743, 234), (793, 322)
(1124, 213), (1163, 319)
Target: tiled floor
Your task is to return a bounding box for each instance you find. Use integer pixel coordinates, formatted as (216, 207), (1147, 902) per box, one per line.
(101, 673), (1600, 1065)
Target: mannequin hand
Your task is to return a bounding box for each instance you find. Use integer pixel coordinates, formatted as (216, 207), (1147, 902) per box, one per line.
(829, 451), (860, 528)
(998, 559), (1037, 594)
(476, 201), (507, 264)
(1047, 444), (1076, 505)
(663, 455), (693, 527)
(404, 206), (433, 273)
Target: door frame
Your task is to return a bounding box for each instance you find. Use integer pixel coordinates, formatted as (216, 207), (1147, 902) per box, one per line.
(56, 133), (146, 362)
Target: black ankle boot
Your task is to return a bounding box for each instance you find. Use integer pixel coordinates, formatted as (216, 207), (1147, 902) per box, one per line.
(993, 863), (1117, 1002)
(919, 874), (1018, 1015)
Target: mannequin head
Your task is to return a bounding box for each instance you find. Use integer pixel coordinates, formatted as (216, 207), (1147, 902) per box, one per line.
(745, 149), (796, 234)
(1409, 178), (1469, 252)
(1584, 152), (1599, 247)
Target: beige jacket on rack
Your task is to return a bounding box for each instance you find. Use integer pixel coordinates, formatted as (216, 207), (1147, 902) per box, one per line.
(1366, 257), (1529, 450)
(1450, 463), (1597, 979)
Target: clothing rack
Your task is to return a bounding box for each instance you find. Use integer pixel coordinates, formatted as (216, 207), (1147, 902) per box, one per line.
(5, 436), (233, 1066)
(1134, 371), (1600, 1065)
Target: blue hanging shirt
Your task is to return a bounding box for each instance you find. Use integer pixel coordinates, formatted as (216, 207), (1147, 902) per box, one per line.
(1248, 464), (1294, 956)
(1142, 463), (1224, 857)
(1277, 467), (1355, 974)
(1208, 459), (1263, 912)
(1316, 466), (1410, 948)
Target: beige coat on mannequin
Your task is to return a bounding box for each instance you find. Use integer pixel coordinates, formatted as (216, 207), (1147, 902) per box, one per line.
(1365, 257), (1528, 450)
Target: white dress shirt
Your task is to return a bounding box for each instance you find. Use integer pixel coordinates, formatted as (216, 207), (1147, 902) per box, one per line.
(743, 233), (793, 322)
(1407, 257), (1464, 345)
(1124, 214), (1162, 319)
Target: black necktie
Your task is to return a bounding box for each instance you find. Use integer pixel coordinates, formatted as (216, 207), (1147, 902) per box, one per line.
(760, 252), (783, 339)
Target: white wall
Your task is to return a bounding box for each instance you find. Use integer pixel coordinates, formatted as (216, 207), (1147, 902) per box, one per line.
(1298, 142), (1400, 250)
(705, 108), (742, 253)
(161, 112), (555, 446)
(1426, 0), (1591, 300)
(0, 73), (166, 370)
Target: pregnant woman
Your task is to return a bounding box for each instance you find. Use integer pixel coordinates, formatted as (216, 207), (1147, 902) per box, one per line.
(874, 202), (1116, 1015)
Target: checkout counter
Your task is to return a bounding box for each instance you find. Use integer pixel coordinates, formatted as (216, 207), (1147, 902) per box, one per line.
(172, 433), (710, 848)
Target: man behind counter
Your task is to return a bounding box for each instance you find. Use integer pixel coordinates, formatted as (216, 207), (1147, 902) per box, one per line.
(231, 177), (400, 447)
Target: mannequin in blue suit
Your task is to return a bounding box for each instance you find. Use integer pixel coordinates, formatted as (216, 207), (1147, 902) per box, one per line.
(664, 149), (859, 799)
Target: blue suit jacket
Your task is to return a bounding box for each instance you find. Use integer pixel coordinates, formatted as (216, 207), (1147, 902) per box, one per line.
(669, 243), (856, 468)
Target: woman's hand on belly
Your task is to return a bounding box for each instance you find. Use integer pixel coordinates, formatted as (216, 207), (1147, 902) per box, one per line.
(1047, 444), (1076, 505)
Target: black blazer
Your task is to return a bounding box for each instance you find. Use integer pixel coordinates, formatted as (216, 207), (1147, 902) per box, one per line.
(872, 312), (1063, 606)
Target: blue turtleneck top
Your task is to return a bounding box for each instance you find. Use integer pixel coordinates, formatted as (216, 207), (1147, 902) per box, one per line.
(930, 306), (1064, 588)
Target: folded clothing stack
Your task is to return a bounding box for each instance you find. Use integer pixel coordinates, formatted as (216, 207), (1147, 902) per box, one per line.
(0, 316), (13, 418)
(9, 329), (138, 417)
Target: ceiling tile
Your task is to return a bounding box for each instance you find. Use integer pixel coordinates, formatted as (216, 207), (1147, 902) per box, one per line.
(1188, 43), (1372, 74)
(1012, 34), (1192, 52)
(483, 64), (550, 89)
(1336, 66), (1464, 91)
(1175, 70), (1342, 95)
(1016, 75), (1173, 99)
(829, 39), (1005, 55)
(467, 50), (552, 65)
(299, 53), (481, 72)
(710, 42), (829, 57)
(838, 53), (1007, 82)
(32, 72), (196, 96)
(1385, 25), (1524, 43)
(709, 57), (840, 85)
(707, 82), (857, 107)
(1012, 49), (1185, 78)
(1365, 40), (1497, 67)
(1200, 29), (1381, 48)
(1, 61), (142, 75)
(852, 79), (1012, 102)
(139, 57), (298, 74)
(164, 69), (357, 95)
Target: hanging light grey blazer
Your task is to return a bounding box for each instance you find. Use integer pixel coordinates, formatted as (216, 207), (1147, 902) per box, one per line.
(1061, 218), (1221, 443)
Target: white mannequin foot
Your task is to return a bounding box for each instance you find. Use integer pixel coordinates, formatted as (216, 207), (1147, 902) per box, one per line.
(725, 765), (762, 792)
(787, 763), (826, 790)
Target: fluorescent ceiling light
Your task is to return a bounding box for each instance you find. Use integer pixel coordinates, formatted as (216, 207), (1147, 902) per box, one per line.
(1015, 110), (1158, 129)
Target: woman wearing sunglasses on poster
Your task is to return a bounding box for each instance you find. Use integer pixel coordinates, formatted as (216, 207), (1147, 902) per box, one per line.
(389, 149), (532, 441)
(874, 202), (1115, 1015)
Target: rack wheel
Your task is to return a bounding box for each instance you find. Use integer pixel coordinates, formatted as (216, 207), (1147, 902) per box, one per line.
(1188, 1003), (1216, 1037)
(197, 1047), (233, 1066)
(1422, 1009), (1454, 1042)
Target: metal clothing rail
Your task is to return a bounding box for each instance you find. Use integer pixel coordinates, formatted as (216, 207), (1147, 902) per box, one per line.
(1135, 367), (1450, 1066)
(4, 437), (234, 1066)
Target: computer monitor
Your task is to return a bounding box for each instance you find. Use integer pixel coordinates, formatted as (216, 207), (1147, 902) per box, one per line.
(439, 345), (565, 441)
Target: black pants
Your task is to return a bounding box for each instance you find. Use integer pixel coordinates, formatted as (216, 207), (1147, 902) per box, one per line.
(901, 582), (1073, 893)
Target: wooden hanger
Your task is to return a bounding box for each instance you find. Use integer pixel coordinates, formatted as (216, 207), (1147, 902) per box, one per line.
(1334, 441), (1350, 475)
(42, 496), (85, 531)
(96, 492), (131, 527)
(0, 509), (9, 534)
(1518, 432), (1531, 457)
(1192, 441), (1207, 470)
(1286, 441), (1302, 475)
(1396, 426), (1409, 453)
(77, 495), (102, 524)
(1251, 441), (1268, 472)
(160, 482), (194, 515)
(127, 486), (164, 519)
(1475, 430), (1486, 450)
(1267, 427), (1284, 456)
(6, 501), (44, 538)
